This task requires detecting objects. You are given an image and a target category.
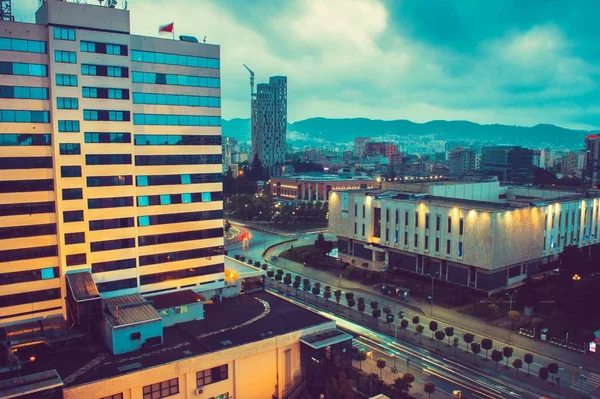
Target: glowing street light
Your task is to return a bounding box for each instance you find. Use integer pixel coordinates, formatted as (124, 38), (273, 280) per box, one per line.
(573, 274), (581, 281)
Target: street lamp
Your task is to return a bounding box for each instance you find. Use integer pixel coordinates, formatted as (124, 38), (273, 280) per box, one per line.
(428, 271), (439, 316)
(506, 291), (517, 343)
(367, 351), (374, 395)
(452, 390), (462, 399)
(572, 274), (581, 281)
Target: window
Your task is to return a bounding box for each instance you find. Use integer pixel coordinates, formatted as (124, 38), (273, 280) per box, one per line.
(87, 175), (132, 187)
(459, 218), (464, 235)
(131, 49), (219, 69)
(62, 188), (83, 200)
(361, 224), (365, 236)
(83, 87), (129, 100)
(61, 166), (81, 178)
(97, 278), (137, 292)
(138, 227), (223, 247)
(100, 394), (123, 399)
(134, 134), (221, 146)
(89, 217), (134, 231)
(0, 179), (53, 194)
(394, 229), (398, 243)
(446, 239), (451, 255)
(81, 64), (128, 78)
(131, 71), (220, 88)
(92, 258), (136, 273)
(58, 120), (80, 132)
(0, 267), (59, 286)
(354, 222), (357, 235)
(424, 235), (429, 250)
(362, 205), (365, 218)
(84, 132), (131, 143)
(395, 210), (399, 224)
(84, 110), (130, 122)
(66, 253), (86, 266)
(80, 40), (127, 56)
(53, 27), (76, 41)
(0, 86), (48, 100)
(63, 210), (83, 223)
(196, 365), (228, 387)
(386, 209), (390, 222)
(54, 50), (76, 63)
(133, 113), (220, 126)
(425, 214), (429, 229)
(86, 154), (132, 165)
(404, 211), (408, 226)
(0, 110), (49, 123)
(0, 224), (56, 239)
(56, 74), (77, 86)
(132, 92), (220, 107)
(458, 241), (463, 257)
(414, 233), (418, 247)
(404, 231), (408, 246)
(59, 143), (80, 155)
(0, 157), (52, 169)
(0, 245), (57, 263)
(354, 204), (357, 217)
(415, 212), (419, 227)
(0, 37), (46, 53)
(0, 288), (60, 308)
(130, 332), (141, 340)
(0, 62), (47, 77)
(142, 378), (179, 399)
(135, 155), (220, 166)
(65, 232), (85, 245)
(57, 97), (79, 109)
(91, 238), (135, 252)
(137, 210), (222, 227)
(0, 201), (54, 217)
(135, 173), (222, 187)
(435, 237), (440, 252)
(447, 217), (452, 233)
(373, 207), (381, 238)
(88, 196), (133, 209)
(436, 215), (440, 231)
(139, 247), (224, 267)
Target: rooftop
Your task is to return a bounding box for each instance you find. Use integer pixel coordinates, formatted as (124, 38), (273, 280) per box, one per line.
(276, 173), (376, 182)
(103, 294), (161, 328)
(146, 290), (205, 311)
(0, 369), (62, 399)
(12, 292), (330, 388)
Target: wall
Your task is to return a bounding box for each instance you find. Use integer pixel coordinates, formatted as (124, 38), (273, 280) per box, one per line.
(160, 302), (204, 328)
(106, 319), (163, 355)
(430, 181), (501, 202)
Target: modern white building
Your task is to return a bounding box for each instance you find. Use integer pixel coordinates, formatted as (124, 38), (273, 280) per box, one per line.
(585, 134), (600, 188)
(251, 76), (287, 175)
(0, 0), (224, 327)
(328, 180), (600, 292)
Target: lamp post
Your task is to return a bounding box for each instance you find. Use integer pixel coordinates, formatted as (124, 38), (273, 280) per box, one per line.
(367, 351), (374, 396)
(506, 291), (517, 343)
(571, 366), (583, 398)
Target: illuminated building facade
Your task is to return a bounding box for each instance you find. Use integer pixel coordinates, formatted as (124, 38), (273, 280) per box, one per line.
(271, 173), (378, 202)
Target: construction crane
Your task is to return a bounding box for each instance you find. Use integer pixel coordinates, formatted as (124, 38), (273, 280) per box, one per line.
(243, 64), (255, 96)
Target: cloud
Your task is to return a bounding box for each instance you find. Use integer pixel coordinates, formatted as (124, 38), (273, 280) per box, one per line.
(12, 0), (600, 129)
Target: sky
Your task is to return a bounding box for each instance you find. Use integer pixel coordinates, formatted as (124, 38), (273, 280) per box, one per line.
(14, 0), (600, 130)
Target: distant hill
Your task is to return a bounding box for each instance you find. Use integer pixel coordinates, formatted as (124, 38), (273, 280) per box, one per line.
(222, 117), (597, 149)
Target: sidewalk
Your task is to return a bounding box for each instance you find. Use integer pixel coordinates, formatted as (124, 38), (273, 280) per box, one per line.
(263, 240), (599, 376)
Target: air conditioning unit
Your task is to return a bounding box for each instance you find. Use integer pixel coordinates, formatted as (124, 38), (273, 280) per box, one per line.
(195, 387), (204, 396)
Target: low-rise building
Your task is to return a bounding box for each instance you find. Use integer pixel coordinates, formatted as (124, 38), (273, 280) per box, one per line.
(328, 180), (600, 292)
(271, 173), (378, 202)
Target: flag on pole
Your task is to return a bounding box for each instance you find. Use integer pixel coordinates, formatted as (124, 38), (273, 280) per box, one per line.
(158, 22), (174, 34)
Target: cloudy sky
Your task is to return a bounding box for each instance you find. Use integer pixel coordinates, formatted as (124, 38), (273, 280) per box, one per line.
(14, 0), (600, 129)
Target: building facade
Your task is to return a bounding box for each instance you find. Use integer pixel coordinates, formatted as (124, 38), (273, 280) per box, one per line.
(448, 148), (477, 176)
(0, 1), (224, 326)
(481, 146), (533, 183)
(251, 76), (287, 175)
(585, 135), (600, 188)
(271, 173), (378, 202)
(328, 181), (600, 291)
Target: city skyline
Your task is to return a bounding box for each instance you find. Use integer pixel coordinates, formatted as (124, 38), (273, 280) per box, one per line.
(14, 0), (600, 130)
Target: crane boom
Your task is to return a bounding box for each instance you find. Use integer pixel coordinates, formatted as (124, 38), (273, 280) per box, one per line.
(243, 64), (255, 96)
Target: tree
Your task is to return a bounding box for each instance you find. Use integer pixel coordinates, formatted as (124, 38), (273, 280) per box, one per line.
(412, 315), (419, 325)
(376, 358), (386, 379)
(314, 233), (325, 250)
(267, 270), (275, 279)
(383, 306), (391, 316)
(357, 301), (366, 319)
(513, 359), (523, 379)
(274, 272), (282, 286)
(452, 337), (460, 354)
(463, 333), (475, 352)
(444, 326), (454, 346)
(424, 382), (435, 399)
(224, 220), (231, 233)
(303, 278), (311, 296)
(324, 372), (357, 399)
(324, 286), (332, 302)
(507, 310), (520, 324)
(355, 350), (367, 370)
(249, 153), (265, 181)
(539, 367), (549, 388)
(547, 362), (559, 384)
(371, 301), (379, 311)
(416, 324), (424, 344)
(393, 373), (415, 396)
(471, 343), (481, 363)
(481, 338), (493, 360)
(487, 304), (500, 320)
(283, 273), (292, 290)
(254, 260), (261, 268)
(434, 330), (445, 350)
(372, 308), (381, 325)
(311, 284), (320, 299)
(429, 320), (438, 339)
(491, 349), (503, 370)
(262, 263), (268, 271)
(400, 319), (409, 337)
(234, 254), (241, 260)
(524, 353), (534, 376)
(347, 298), (356, 317)
(503, 346), (513, 368)
(345, 292), (354, 304)
(334, 290), (342, 309)
(293, 276), (301, 295)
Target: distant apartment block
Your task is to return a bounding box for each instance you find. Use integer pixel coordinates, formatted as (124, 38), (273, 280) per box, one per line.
(585, 135), (600, 188)
(251, 76), (287, 175)
(328, 180), (600, 292)
(271, 173), (378, 202)
(448, 147), (477, 176)
(481, 146), (533, 183)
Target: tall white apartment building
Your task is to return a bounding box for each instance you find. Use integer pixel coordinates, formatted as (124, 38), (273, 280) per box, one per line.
(251, 76), (287, 175)
(0, 0), (224, 326)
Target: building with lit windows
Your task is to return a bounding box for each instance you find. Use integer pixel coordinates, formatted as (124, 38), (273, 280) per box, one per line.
(328, 180), (600, 292)
(585, 135), (600, 188)
(271, 173), (378, 202)
(0, 0), (224, 327)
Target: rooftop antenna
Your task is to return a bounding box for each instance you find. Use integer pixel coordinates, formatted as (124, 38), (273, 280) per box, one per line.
(1, 0), (15, 21)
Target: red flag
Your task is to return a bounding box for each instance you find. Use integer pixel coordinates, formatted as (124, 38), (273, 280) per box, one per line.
(158, 22), (174, 34)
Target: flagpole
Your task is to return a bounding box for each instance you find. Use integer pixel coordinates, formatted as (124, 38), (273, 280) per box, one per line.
(173, 23), (175, 40)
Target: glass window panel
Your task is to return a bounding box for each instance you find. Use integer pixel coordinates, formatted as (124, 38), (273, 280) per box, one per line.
(160, 194), (171, 205)
(137, 176), (148, 186)
(138, 216), (150, 227)
(138, 196), (149, 207)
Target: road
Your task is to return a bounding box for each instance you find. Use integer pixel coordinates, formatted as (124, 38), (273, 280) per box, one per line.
(226, 225), (600, 398)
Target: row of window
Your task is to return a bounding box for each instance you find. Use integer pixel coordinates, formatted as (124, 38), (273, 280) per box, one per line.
(139, 245), (223, 266)
(57, 97), (79, 109)
(0, 267), (58, 286)
(0, 62), (47, 77)
(87, 175), (132, 187)
(91, 237), (135, 252)
(141, 263), (224, 286)
(55, 50), (76, 64)
(58, 120), (80, 132)
(138, 210), (223, 227)
(0, 245), (58, 263)
(131, 49), (219, 69)
(0, 223), (56, 240)
(138, 227), (223, 247)
(0, 157), (52, 169)
(132, 71), (219, 88)
(88, 196), (133, 209)
(92, 258), (136, 274)
(56, 74), (78, 87)
(65, 232), (85, 245)
(137, 173), (222, 186)
(82, 64), (129, 78)
(89, 217), (134, 231)
(0, 201), (54, 217)
(132, 92), (220, 107)
(86, 154), (132, 165)
(0, 37), (46, 53)
(66, 253), (86, 266)
(133, 113), (221, 126)
(134, 134), (221, 146)
(53, 27), (76, 41)
(62, 188), (82, 200)
(61, 166), (81, 178)
(0, 85), (48, 100)
(59, 143), (80, 155)
(135, 154), (221, 166)
(0, 179), (53, 194)
(0, 134), (51, 146)
(81, 41), (127, 56)
(85, 132), (130, 143)
(97, 278), (137, 293)
(83, 87), (129, 100)
(84, 109), (130, 122)
(0, 288), (60, 309)
(0, 110), (49, 123)
(63, 210), (83, 223)
(137, 191), (222, 207)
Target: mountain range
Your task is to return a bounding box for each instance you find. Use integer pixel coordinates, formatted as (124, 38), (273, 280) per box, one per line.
(222, 118), (598, 150)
